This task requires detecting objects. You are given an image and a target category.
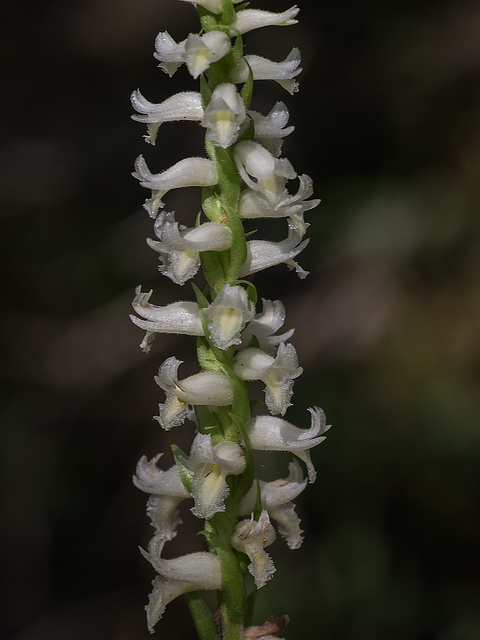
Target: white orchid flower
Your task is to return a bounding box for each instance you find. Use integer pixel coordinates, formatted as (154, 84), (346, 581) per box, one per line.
(240, 298), (294, 354)
(234, 342), (302, 415)
(249, 101), (295, 157)
(154, 356), (234, 430)
(133, 155), (218, 218)
(184, 31), (231, 79)
(231, 48), (302, 94)
(147, 211), (231, 286)
(154, 30), (230, 79)
(201, 83), (247, 148)
(131, 90), (203, 145)
(231, 510), (276, 588)
(182, 433), (246, 520)
(203, 284), (255, 350)
(232, 6), (299, 34)
(133, 454), (190, 541)
(239, 173), (320, 237)
(142, 534), (221, 632)
(246, 407), (330, 483)
(238, 223), (310, 279)
(130, 287), (204, 352)
(235, 140), (296, 201)
(239, 460), (308, 550)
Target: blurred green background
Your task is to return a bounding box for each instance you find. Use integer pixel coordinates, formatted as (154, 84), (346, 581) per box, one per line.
(1, 0), (479, 639)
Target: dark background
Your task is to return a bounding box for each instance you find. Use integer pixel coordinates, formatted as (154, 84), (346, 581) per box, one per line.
(1, 0), (479, 639)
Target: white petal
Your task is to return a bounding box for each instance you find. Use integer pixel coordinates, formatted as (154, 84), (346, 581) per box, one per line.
(153, 31), (186, 76)
(238, 226), (309, 278)
(185, 31), (230, 79)
(204, 284), (255, 350)
(234, 348), (275, 381)
(232, 6), (299, 34)
(201, 83), (246, 148)
(130, 287), (204, 336)
(131, 90), (203, 144)
(232, 49), (302, 94)
(133, 155), (218, 193)
(246, 408), (329, 482)
(144, 535), (221, 631)
(231, 511), (276, 588)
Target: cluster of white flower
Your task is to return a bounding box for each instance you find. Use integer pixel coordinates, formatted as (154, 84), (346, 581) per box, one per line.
(130, 1), (329, 638)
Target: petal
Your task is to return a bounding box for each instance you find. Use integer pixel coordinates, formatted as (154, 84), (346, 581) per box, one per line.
(234, 348), (275, 381)
(238, 226), (309, 278)
(131, 90), (203, 145)
(177, 370), (234, 406)
(133, 155), (218, 193)
(130, 287), (204, 336)
(231, 49), (302, 94)
(185, 31), (230, 79)
(201, 83), (246, 148)
(204, 284), (255, 350)
(143, 535), (221, 631)
(232, 7), (299, 34)
(153, 31), (186, 76)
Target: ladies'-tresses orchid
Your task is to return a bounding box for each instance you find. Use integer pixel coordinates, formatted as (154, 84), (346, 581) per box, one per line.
(241, 298), (294, 354)
(181, 432), (246, 519)
(201, 83), (246, 149)
(231, 6), (299, 35)
(239, 460), (308, 550)
(130, 287), (204, 347)
(131, 90), (203, 145)
(246, 407), (331, 483)
(232, 510), (276, 589)
(234, 342), (303, 416)
(154, 30), (230, 79)
(231, 48), (302, 95)
(142, 535), (221, 632)
(130, 0), (330, 636)
(147, 211), (231, 285)
(239, 174), (319, 237)
(154, 356), (233, 430)
(249, 102), (295, 157)
(134, 454), (190, 541)
(203, 283), (255, 350)
(235, 140), (320, 236)
(133, 156), (217, 218)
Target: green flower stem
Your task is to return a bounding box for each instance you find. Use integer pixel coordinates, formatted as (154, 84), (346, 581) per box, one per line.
(185, 591), (221, 640)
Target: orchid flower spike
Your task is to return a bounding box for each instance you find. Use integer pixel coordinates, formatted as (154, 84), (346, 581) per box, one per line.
(234, 342), (303, 416)
(246, 407), (331, 483)
(154, 356), (234, 430)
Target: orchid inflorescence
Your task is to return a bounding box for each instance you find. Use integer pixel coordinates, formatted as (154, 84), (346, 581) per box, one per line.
(130, 1), (329, 638)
